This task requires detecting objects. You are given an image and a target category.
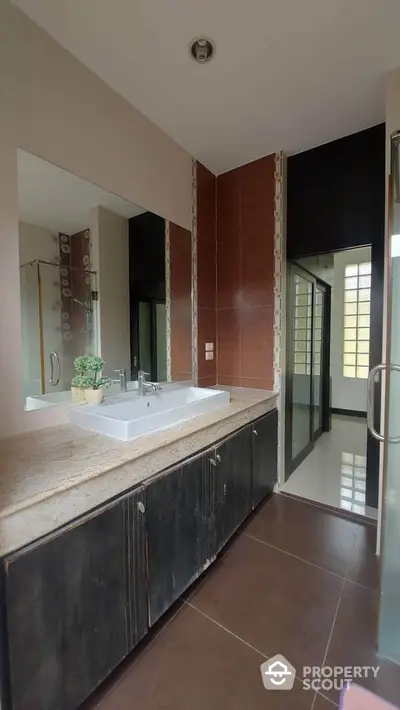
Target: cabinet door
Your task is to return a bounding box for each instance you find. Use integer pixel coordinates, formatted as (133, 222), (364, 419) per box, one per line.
(252, 409), (278, 509)
(146, 454), (209, 625)
(4, 489), (147, 710)
(214, 426), (252, 553)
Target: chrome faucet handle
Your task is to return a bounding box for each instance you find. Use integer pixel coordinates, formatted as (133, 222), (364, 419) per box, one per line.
(113, 368), (127, 393)
(146, 382), (162, 392)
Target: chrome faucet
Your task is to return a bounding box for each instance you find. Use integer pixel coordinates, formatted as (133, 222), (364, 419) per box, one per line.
(113, 369), (127, 393)
(137, 370), (162, 397)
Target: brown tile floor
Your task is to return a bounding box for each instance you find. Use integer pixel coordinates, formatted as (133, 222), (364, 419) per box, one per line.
(84, 494), (400, 710)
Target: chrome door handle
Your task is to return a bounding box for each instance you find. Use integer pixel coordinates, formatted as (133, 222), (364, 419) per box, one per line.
(367, 364), (400, 443)
(49, 351), (60, 386)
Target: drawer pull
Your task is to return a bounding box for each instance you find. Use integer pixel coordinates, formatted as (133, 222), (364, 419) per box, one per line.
(216, 453), (222, 463)
(137, 501), (145, 514)
(253, 428), (258, 436)
(209, 457), (217, 467)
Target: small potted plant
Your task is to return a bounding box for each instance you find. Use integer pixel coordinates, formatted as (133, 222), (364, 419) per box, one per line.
(71, 355), (92, 403)
(71, 355), (112, 405)
(71, 373), (88, 403)
(83, 355), (112, 405)
(84, 374), (113, 405)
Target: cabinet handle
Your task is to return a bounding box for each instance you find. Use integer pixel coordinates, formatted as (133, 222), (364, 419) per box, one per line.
(209, 457), (217, 467)
(253, 428), (258, 436)
(223, 483), (227, 496)
(137, 501), (145, 514)
(216, 453), (222, 463)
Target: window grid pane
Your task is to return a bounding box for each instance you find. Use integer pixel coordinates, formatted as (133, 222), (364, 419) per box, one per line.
(343, 262), (371, 380)
(294, 275), (312, 376)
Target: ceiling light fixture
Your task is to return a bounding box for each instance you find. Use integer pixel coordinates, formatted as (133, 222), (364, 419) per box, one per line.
(189, 37), (215, 64)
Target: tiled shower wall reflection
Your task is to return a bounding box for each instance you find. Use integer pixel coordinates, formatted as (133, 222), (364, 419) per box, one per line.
(196, 162), (217, 386)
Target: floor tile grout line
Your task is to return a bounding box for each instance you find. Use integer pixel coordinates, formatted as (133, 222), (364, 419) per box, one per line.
(344, 576), (380, 595)
(185, 599), (329, 693)
(277, 491), (378, 529)
(321, 572), (347, 672)
(309, 575), (348, 710)
(95, 602), (184, 709)
(317, 689), (339, 707)
(243, 532), (346, 581)
(184, 599), (268, 659)
(184, 498), (275, 603)
(311, 689), (339, 709)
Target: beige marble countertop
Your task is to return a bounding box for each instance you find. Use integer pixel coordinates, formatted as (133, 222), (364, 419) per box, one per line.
(0, 388), (277, 556)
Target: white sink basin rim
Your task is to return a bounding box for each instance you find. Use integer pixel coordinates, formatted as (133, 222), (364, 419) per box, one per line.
(70, 386), (230, 441)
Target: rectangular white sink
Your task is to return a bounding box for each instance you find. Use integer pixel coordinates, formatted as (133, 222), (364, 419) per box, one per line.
(70, 386), (230, 441)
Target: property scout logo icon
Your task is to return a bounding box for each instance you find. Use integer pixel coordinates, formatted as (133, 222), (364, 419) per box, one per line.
(260, 655), (296, 691)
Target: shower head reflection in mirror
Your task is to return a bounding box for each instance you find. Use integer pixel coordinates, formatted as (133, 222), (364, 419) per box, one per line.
(17, 150), (193, 412)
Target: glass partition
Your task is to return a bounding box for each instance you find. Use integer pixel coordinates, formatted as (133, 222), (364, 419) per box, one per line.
(285, 262), (331, 477)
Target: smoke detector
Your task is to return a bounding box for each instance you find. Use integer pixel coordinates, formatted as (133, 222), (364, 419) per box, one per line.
(189, 37), (215, 64)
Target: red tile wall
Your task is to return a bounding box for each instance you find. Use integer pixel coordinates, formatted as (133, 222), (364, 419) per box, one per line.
(169, 222), (192, 381)
(196, 162), (217, 386)
(216, 154), (275, 389)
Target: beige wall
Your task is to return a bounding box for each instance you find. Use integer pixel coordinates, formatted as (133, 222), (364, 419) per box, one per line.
(91, 207), (130, 379)
(0, 0), (192, 437)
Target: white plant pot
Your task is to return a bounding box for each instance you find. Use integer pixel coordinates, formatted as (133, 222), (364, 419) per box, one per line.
(71, 386), (85, 403)
(84, 388), (104, 405)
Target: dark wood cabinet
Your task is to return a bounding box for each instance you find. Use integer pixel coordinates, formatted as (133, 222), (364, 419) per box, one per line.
(213, 426), (252, 554)
(0, 409), (278, 710)
(4, 488), (147, 710)
(145, 453), (210, 625)
(252, 409), (278, 509)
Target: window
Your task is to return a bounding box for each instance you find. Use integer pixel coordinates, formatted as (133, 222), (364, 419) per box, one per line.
(343, 262), (371, 379)
(293, 275), (312, 375)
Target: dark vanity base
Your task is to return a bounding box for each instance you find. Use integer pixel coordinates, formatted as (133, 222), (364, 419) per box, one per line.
(0, 409), (277, 710)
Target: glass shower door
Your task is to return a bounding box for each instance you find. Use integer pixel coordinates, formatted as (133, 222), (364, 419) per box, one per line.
(286, 265), (314, 474)
(20, 262), (42, 399)
(286, 263), (331, 478)
(375, 131), (400, 662)
(40, 262), (97, 392)
(20, 261), (97, 400)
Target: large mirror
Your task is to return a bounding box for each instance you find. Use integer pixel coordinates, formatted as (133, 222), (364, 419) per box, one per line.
(17, 150), (193, 411)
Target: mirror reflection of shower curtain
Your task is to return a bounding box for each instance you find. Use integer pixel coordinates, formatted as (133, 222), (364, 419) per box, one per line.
(19, 261), (97, 398)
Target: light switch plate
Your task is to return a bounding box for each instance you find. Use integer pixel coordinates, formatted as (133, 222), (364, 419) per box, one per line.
(205, 351), (214, 360)
(205, 342), (214, 351)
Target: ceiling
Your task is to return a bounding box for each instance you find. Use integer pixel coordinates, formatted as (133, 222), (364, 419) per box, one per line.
(17, 150), (144, 234)
(11, 0), (400, 174)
